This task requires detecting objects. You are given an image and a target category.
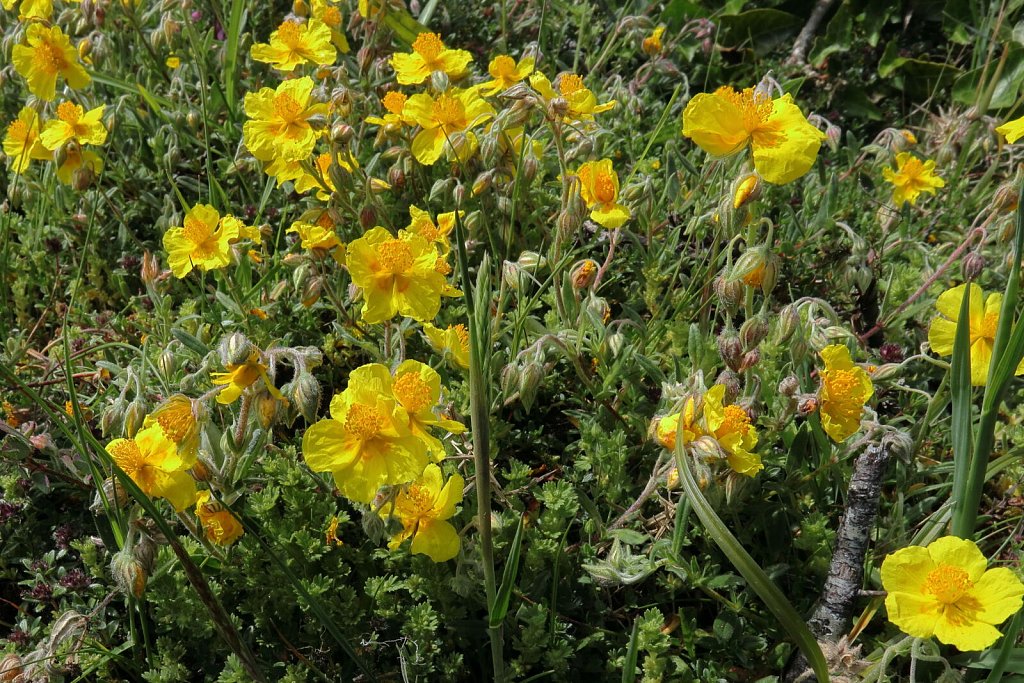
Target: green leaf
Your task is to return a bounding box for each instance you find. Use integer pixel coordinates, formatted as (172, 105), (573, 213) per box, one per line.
(489, 515), (525, 628)
(223, 0), (246, 114)
(718, 9), (802, 55)
(949, 275), (975, 538)
(621, 618), (641, 683)
(953, 47), (1024, 109)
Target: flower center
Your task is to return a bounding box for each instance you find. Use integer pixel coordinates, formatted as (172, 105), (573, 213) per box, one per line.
(56, 101), (82, 125)
(491, 55), (516, 79)
(321, 6), (342, 27)
(405, 484), (435, 516)
(34, 39), (69, 75)
(825, 369), (860, 400)
(276, 21), (303, 49)
(594, 172), (616, 204)
(412, 32), (444, 62)
(155, 402), (195, 444)
(415, 221), (439, 242)
(393, 372), (433, 414)
(345, 403), (384, 440)
(923, 565), (972, 604)
(383, 91), (407, 115)
(376, 238), (414, 274)
(431, 94), (465, 129)
(273, 93), (305, 124)
(720, 405), (751, 436)
(182, 216), (213, 247)
(717, 86), (774, 133)
(434, 257), (451, 275)
(316, 212), (335, 229)
(6, 120), (30, 145)
(108, 440), (145, 478)
(560, 74), (585, 97)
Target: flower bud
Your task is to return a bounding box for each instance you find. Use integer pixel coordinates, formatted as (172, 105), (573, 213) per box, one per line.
(517, 251), (546, 272)
(519, 359), (545, 413)
(993, 180), (1020, 213)
(359, 206), (376, 230)
(548, 97), (569, 120)
(718, 334), (743, 372)
(713, 275), (744, 312)
(430, 70), (450, 92)
(868, 363), (901, 382)
(0, 654), (22, 682)
(190, 459), (211, 482)
(219, 332), (252, 366)
(739, 315), (769, 350)
(774, 304), (800, 344)
(291, 371), (322, 423)
(123, 398), (147, 438)
(714, 369), (742, 401)
(500, 362), (521, 400)
(110, 549), (147, 598)
(738, 348), (761, 373)
(140, 249), (160, 285)
(388, 166), (406, 190)
(797, 395), (819, 417)
(301, 276), (323, 307)
(732, 174), (761, 209)
(571, 259), (598, 289)
(91, 477), (128, 512)
(778, 376), (800, 396)
(158, 346), (176, 378)
(962, 251), (984, 280)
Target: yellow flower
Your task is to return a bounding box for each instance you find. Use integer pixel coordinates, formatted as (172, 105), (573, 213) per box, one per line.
(882, 152), (944, 206)
(996, 115), (1024, 144)
(390, 32), (472, 85)
(388, 463), (463, 562)
(406, 204), (459, 253)
(642, 26), (666, 56)
(403, 87), (495, 165)
(347, 227), (446, 323)
(194, 491), (244, 546)
(702, 385), (761, 476)
(366, 90), (412, 129)
(575, 159), (631, 229)
(310, 0), (349, 53)
(480, 54), (535, 95)
(3, 106), (49, 175)
(211, 350), (284, 405)
(391, 360), (465, 458)
(250, 18), (336, 72)
(40, 101), (107, 150)
(242, 77), (327, 164)
(165, 55), (181, 69)
(106, 424), (197, 511)
(423, 322), (470, 369)
(357, 0), (380, 18)
(55, 145), (103, 186)
(162, 205), (240, 278)
(142, 394), (201, 460)
(529, 71), (616, 122)
(301, 365), (429, 503)
(288, 211), (345, 262)
(656, 396), (699, 450)
(682, 85), (824, 185)
(7, 0), (52, 20)
(881, 536), (1024, 651)
(12, 24), (91, 101)
(818, 344), (874, 443)
(927, 283), (1024, 386)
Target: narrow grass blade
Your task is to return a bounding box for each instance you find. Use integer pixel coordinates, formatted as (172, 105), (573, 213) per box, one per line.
(985, 610), (1024, 682)
(223, 0), (246, 114)
(949, 279), (975, 538)
(621, 617), (640, 683)
(489, 515), (525, 628)
(957, 177), (1024, 537)
(672, 423), (829, 682)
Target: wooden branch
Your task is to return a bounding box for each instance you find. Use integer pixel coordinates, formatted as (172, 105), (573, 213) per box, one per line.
(786, 0), (838, 66)
(783, 440), (892, 681)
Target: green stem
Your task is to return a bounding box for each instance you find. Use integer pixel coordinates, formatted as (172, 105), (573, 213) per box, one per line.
(671, 423), (829, 682)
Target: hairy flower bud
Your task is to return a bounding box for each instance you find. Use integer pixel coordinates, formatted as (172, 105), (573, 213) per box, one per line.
(110, 549), (147, 598)
(359, 206), (376, 230)
(140, 250), (160, 286)
(778, 375), (800, 396)
(123, 398), (147, 438)
(738, 348), (761, 373)
(219, 332), (252, 367)
(718, 334), (743, 372)
(774, 304), (800, 344)
(519, 358), (545, 413)
(571, 259), (599, 289)
(0, 654), (22, 682)
(291, 371), (322, 423)
(91, 477), (128, 512)
(739, 315), (769, 350)
(962, 251), (984, 280)
(714, 369), (742, 401)
(732, 174), (761, 209)
(331, 122), (354, 144)
(713, 275), (744, 312)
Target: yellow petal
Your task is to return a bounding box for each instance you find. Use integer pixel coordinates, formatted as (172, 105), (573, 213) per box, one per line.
(926, 536), (988, 581)
(682, 92), (751, 157)
(933, 614), (1002, 651)
(927, 317), (957, 356)
(410, 519), (460, 561)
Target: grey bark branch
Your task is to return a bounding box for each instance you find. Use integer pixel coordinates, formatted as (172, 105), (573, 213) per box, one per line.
(787, 0), (838, 66)
(783, 440), (892, 682)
